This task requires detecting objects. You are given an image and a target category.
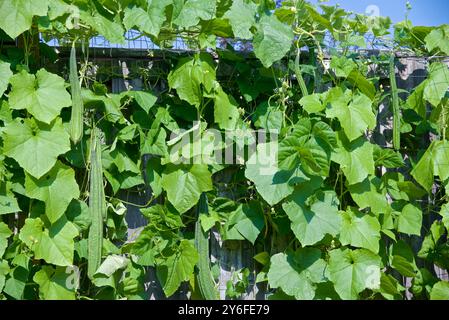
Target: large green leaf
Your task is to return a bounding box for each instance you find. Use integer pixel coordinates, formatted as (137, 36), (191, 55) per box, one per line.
(223, 0), (257, 39)
(299, 93), (326, 114)
(325, 88), (375, 142)
(267, 248), (328, 300)
(411, 141), (436, 191)
(25, 161), (80, 224)
(433, 140), (449, 181)
(425, 26), (449, 56)
(3, 265), (28, 299)
(0, 222), (12, 257)
(278, 118), (336, 176)
(245, 142), (310, 206)
(348, 176), (388, 214)
(213, 86), (240, 130)
(424, 62), (449, 107)
(0, 260), (8, 292)
(252, 102), (283, 131)
(430, 281), (449, 300)
(0, 0), (48, 39)
(0, 182), (20, 215)
(391, 240), (418, 277)
(125, 91), (158, 113)
(157, 240), (198, 297)
(283, 189), (341, 246)
(224, 201), (264, 244)
(167, 55), (216, 107)
(173, 0), (216, 28)
(8, 69), (72, 124)
(411, 140), (449, 192)
(161, 164), (212, 213)
(328, 248), (381, 300)
(0, 60), (12, 97)
(2, 118), (71, 179)
(339, 207), (381, 253)
(373, 146), (405, 169)
(332, 135), (375, 185)
(440, 203), (449, 231)
(253, 14), (294, 68)
(123, 0), (172, 37)
(80, 10), (125, 44)
(33, 266), (76, 300)
(19, 217), (78, 266)
(397, 203), (422, 236)
(330, 56), (357, 78)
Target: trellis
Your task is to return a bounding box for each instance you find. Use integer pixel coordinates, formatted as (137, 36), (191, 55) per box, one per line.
(44, 39), (449, 299)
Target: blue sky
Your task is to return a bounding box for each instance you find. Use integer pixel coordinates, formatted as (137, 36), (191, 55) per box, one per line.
(309, 0), (449, 26)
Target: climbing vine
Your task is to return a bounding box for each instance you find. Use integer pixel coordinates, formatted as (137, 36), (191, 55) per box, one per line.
(0, 0), (449, 300)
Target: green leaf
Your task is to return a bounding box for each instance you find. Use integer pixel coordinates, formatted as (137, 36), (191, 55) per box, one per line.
(8, 69), (72, 124)
(339, 207), (381, 253)
(410, 140), (449, 191)
(19, 217), (78, 266)
(0, 60), (12, 97)
(123, 0), (172, 37)
(253, 14), (294, 68)
(3, 266), (28, 299)
(411, 141), (436, 191)
(0, 260), (9, 292)
(440, 203), (449, 232)
(33, 265), (76, 300)
(283, 190), (341, 246)
(299, 94), (326, 114)
(142, 205), (184, 231)
(66, 199), (91, 232)
(223, 0), (257, 40)
(157, 240), (199, 297)
(430, 281), (449, 300)
(213, 86), (240, 130)
(167, 55), (216, 107)
(373, 145), (404, 168)
(224, 201), (265, 244)
(348, 176), (388, 214)
(384, 172), (426, 201)
(252, 102), (283, 131)
(245, 142), (310, 206)
(25, 161), (80, 224)
(330, 56), (357, 78)
(267, 248), (328, 300)
(0, 222), (12, 257)
(0, 0), (49, 39)
(397, 203), (422, 236)
(140, 126), (168, 157)
(325, 89), (375, 142)
(391, 240), (418, 277)
(377, 273), (405, 300)
(278, 118), (336, 176)
(424, 62), (449, 107)
(173, 0), (216, 28)
(80, 10), (125, 44)
(433, 140), (449, 181)
(94, 254), (129, 278)
(145, 157), (163, 198)
(125, 91), (158, 113)
(328, 248), (381, 300)
(0, 183), (20, 215)
(425, 26), (449, 55)
(2, 118), (71, 179)
(161, 164), (213, 213)
(347, 70), (376, 100)
(417, 221), (446, 267)
(332, 135), (375, 185)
